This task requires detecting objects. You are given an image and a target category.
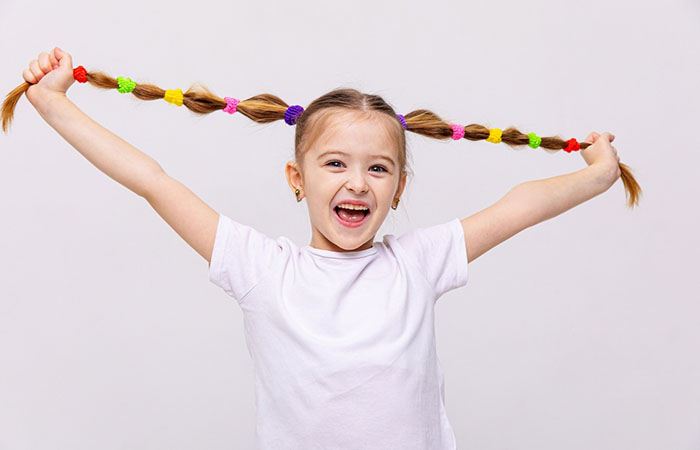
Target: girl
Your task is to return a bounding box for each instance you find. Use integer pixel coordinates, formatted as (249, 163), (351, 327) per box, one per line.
(6, 47), (640, 450)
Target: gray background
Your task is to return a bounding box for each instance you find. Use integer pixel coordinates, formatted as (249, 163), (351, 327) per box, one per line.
(1, 0), (698, 449)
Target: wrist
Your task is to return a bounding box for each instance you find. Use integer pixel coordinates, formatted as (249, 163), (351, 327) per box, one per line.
(588, 162), (619, 192)
(27, 87), (68, 114)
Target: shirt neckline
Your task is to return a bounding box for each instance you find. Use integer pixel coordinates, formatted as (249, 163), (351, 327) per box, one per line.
(302, 243), (378, 259)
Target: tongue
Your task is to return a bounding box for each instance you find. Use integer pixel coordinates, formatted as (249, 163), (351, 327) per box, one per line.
(338, 208), (366, 222)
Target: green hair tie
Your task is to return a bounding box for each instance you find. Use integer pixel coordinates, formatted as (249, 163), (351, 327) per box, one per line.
(527, 132), (541, 149)
(117, 76), (136, 94)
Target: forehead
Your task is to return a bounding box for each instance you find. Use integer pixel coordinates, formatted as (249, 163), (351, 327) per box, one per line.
(307, 110), (400, 159)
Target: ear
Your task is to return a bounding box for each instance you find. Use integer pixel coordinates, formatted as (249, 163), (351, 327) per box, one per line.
(285, 160), (303, 192)
(395, 170), (408, 199)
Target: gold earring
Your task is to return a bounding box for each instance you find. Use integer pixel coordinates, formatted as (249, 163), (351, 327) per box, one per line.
(391, 198), (400, 210)
(295, 188), (301, 202)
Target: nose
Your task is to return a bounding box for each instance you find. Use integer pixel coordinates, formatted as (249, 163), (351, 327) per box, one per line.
(344, 167), (369, 194)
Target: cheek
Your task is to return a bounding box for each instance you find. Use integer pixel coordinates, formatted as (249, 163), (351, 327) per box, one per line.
(379, 179), (398, 195)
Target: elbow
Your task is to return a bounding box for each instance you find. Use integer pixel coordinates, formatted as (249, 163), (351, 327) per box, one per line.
(505, 183), (548, 229)
(136, 164), (166, 199)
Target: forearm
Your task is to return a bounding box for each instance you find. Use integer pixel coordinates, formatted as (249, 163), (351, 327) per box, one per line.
(30, 92), (163, 198)
(507, 164), (614, 228)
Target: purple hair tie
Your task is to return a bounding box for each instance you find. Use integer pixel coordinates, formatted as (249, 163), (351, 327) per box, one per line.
(396, 114), (407, 130)
(284, 105), (304, 125)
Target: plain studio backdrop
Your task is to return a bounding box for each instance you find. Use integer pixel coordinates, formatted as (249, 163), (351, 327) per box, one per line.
(1, 0), (698, 449)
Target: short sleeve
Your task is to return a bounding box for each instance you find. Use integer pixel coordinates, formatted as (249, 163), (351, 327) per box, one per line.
(396, 217), (469, 299)
(208, 213), (283, 302)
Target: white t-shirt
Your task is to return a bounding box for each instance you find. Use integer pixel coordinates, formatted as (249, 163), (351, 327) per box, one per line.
(209, 214), (469, 450)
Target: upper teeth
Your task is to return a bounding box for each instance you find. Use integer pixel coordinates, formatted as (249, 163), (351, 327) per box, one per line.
(337, 203), (369, 211)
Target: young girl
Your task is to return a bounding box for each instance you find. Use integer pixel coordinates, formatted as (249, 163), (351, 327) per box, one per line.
(7, 47), (640, 450)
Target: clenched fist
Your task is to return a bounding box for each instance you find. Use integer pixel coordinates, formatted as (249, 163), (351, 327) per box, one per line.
(24, 47), (75, 104)
(581, 131), (621, 182)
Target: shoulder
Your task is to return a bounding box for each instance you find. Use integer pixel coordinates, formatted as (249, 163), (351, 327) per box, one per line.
(383, 218), (469, 297)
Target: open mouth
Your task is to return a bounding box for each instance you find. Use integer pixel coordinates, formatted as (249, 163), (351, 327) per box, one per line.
(334, 206), (370, 228)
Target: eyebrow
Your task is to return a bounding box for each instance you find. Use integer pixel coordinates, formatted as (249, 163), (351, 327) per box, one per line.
(317, 150), (396, 166)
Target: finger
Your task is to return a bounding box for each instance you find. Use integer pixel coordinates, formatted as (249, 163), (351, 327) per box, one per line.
(54, 47), (72, 68)
(49, 49), (60, 69)
(22, 67), (38, 84)
(584, 131), (600, 144)
(602, 131), (615, 142)
(29, 60), (44, 81)
(38, 52), (52, 73)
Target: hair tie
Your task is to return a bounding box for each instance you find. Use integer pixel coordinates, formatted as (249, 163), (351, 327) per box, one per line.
(116, 76), (136, 94)
(284, 105), (304, 125)
(527, 132), (541, 149)
(396, 114), (407, 130)
(73, 66), (87, 83)
(164, 88), (183, 107)
(486, 128), (502, 144)
(563, 138), (580, 153)
(450, 123), (465, 140)
(222, 97), (240, 114)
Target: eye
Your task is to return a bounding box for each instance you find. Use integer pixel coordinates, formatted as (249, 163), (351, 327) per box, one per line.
(325, 161), (388, 173)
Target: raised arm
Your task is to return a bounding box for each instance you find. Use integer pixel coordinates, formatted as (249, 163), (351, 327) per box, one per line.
(24, 48), (220, 264)
(29, 91), (165, 197)
(25, 49), (163, 198)
(461, 132), (620, 263)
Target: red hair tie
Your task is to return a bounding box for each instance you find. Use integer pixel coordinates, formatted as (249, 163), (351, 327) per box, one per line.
(73, 65), (87, 83)
(563, 138), (580, 153)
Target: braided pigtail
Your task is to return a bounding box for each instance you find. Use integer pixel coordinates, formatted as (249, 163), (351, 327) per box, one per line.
(1, 65), (299, 130)
(401, 108), (642, 209)
(1, 65), (641, 209)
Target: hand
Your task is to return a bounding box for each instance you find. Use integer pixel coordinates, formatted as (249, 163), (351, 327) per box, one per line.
(23, 47), (75, 103)
(581, 131), (621, 184)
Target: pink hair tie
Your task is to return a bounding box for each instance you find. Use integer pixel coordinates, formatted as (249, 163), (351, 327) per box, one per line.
(223, 97), (240, 114)
(450, 123), (465, 140)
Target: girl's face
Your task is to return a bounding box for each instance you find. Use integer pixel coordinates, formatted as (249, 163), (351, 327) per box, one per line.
(286, 111), (407, 253)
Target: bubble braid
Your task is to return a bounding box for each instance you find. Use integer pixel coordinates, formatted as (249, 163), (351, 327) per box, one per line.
(2, 65), (641, 208)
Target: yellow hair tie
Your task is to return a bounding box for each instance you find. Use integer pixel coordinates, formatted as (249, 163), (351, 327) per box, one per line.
(164, 88), (183, 107)
(486, 128), (502, 144)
